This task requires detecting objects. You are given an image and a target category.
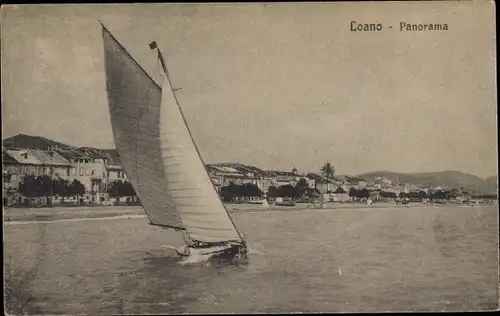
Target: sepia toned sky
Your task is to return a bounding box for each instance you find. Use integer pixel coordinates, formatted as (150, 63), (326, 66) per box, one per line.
(1, 2), (497, 177)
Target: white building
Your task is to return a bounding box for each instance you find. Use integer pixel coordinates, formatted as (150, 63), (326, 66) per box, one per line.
(2, 148), (72, 206)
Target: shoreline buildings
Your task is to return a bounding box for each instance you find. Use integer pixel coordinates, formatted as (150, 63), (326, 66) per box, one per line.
(3, 134), (479, 206)
(2, 146), (127, 206)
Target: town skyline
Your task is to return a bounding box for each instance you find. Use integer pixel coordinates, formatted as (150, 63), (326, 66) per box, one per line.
(2, 133), (497, 183)
(2, 3), (497, 178)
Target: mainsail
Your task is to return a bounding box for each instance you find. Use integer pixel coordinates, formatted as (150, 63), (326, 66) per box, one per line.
(101, 24), (243, 243)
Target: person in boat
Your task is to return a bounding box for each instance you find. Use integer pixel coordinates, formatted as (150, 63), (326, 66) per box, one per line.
(178, 233), (248, 259)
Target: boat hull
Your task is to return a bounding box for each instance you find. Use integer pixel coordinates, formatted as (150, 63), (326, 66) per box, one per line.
(176, 243), (248, 262)
(244, 200), (266, 205)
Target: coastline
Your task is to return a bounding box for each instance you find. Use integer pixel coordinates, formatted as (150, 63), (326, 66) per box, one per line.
(3, 202), (491, 223)
(3, 206), (144, 223)
(227, 201), (487, 212)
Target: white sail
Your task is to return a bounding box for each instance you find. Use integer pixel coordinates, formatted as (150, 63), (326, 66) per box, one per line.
(157, 52), (242, 243)
(102, 25), (184, 230)
(102, 24), (243, 243)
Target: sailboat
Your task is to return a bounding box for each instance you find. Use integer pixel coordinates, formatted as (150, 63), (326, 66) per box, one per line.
(244, 199), (270, 207)
(100, 23), (248, 261)
(243, 193), (270, 208)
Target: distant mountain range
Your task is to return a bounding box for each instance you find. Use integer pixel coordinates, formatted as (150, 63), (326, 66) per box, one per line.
(358, 171), (497, 194)
(3, 134), (497, 194)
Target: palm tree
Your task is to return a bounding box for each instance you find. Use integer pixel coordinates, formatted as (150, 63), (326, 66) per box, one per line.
(320, 162), (335, 187)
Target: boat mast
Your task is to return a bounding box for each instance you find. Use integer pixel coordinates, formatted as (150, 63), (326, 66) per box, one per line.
(150, 42), (244, 243)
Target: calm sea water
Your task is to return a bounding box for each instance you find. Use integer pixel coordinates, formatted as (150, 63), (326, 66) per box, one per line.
(4, 205), (499, 314)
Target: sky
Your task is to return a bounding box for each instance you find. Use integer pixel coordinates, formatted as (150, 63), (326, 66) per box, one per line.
(1, 2), (497, 178)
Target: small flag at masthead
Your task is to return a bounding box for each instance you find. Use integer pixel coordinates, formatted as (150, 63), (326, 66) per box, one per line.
(149, 41), (168, 78)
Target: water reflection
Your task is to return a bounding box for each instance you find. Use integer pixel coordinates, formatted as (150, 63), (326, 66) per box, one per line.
(5, 206), (497, 314)
(112, 249), (251, 314)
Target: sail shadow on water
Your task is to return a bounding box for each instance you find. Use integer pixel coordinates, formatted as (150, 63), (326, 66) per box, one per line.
(101, 22), (249, 263)
(104, 248), (250, 313)
(109, 250), (196, 314)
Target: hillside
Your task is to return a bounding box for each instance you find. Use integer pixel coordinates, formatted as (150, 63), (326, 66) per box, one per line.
(484, 175), (498, 194)
(358, 170), (496, 193)
(3, 134), (73, 150)
(3, 134), (122, 164)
